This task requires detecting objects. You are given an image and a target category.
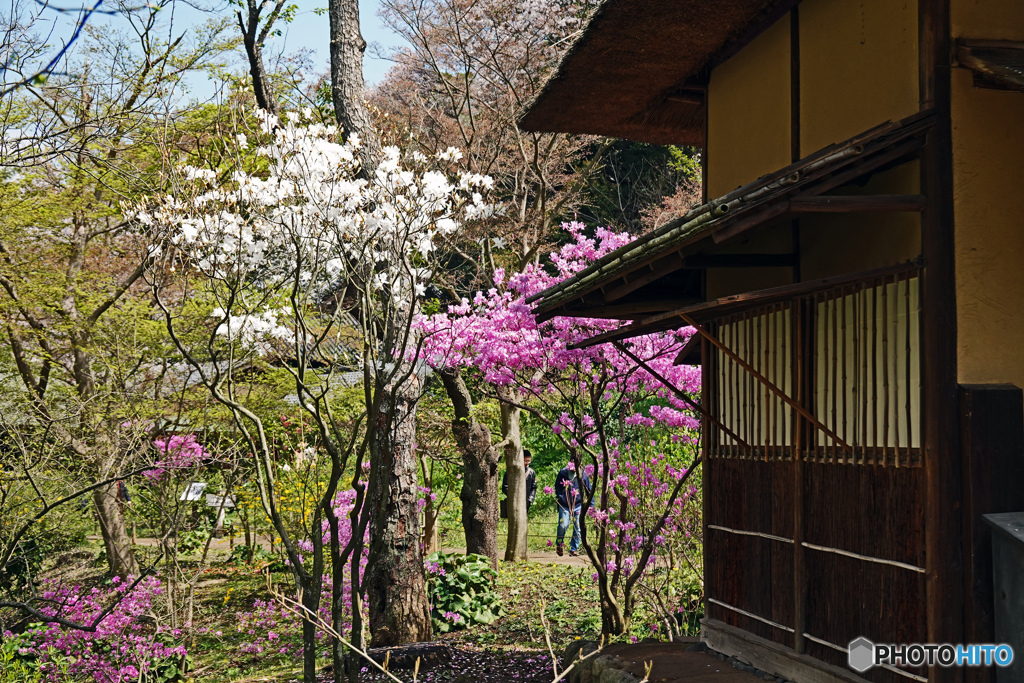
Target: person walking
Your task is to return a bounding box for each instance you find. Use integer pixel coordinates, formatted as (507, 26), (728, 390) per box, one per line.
(554, 461), (590, 557)
(502, 449), (537, 512)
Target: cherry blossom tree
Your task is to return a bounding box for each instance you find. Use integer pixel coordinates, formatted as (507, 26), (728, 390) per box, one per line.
(416, 223), (702, 633)
(141, 110), (493, 681)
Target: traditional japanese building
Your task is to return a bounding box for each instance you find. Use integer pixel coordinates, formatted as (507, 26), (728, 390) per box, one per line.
(519, 1), (1024, 682)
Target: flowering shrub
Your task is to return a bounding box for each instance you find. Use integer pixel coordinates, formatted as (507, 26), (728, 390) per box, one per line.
(236, 593), (330, 660)
(2, 576), (188, 682)
(146, 435), (208, 481)
(425, 552), (502, 633)
(415, 223), (703, 635)
(415, 223), (700, 443)
(138, 108), (495, 361)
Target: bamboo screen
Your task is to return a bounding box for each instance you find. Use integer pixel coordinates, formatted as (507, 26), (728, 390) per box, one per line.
(713, 305), (795, 458)
(708, 269), (921, 465)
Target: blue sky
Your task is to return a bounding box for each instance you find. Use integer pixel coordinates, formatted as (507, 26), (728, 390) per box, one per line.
(254, 0), (406, 86)
(43, 0), (406, 93)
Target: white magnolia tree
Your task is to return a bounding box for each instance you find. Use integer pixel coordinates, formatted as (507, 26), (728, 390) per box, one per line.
(137, 110), (493, 682)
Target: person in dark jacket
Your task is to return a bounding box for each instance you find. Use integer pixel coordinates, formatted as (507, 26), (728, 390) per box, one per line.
(554, 462), (591, 556)
(502, 450), (537, 512)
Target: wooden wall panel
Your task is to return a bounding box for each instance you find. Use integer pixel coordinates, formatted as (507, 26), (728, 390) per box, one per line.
(706, 458), (796, 647)
(706, 457), (927, 670)
(804, 462), (924, 565)
(770, 461), (795, 649)
(802, 462), (926, 683)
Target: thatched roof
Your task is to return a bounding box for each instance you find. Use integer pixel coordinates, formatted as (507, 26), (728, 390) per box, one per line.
(517, 0), (799, 145)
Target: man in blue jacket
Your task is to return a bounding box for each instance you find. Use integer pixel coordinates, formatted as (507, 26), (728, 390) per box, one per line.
(554, 462), (590, 557)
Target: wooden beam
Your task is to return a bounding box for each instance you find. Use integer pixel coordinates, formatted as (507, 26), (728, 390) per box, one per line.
(789, 194), (927, 213)
(568, 298), (702, 320)
(711, 201), (792, 244)
(793, 298), (810, 654)
(613, 341), (752, 451)
(955, 40), (1024, 92)
(570, 261), (922, 350)
(684, 253), (797, 268)
(666, 92), (704, 105)
(603, 253), (685, 302)
(702, 619), (873, 683)
(673, 332), (701, 365)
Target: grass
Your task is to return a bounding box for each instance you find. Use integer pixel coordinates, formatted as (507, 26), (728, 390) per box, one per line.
(436, 495), (572, 553)
(182, 557), (604, 683)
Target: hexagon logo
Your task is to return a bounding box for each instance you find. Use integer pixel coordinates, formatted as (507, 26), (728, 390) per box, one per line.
(848, 637), (875, 673)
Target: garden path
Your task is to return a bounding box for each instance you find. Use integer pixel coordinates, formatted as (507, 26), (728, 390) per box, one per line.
(105, 536), (593, 567)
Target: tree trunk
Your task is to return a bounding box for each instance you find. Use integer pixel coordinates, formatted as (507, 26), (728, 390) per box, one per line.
(599, 590), (627, 636)
(93, 482), (139, 578)
(500, 399), (528, 561)
(365, 380), (432, 646)
(422, 497), (439, 555)
(439, 369), (499, 569)
(300, 574), (322, 683)
(327, 0), (381, 166)
(237, 3), (279, 115)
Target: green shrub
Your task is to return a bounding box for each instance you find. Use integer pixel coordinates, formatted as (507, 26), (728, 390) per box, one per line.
(0, 635), (80, 683)
(31, 507), (90, 554)
(227, 544), (287, 573)
(425, 551), (503, 633)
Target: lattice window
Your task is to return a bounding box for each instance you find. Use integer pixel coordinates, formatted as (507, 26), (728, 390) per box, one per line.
(707, 268), (921, 465)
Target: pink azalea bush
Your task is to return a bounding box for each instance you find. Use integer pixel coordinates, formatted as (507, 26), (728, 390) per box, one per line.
(3, 576), (187, 682)
(415, 222), (703, 634)
(416, 223), (700, 436)
(146, 434), (208, 481)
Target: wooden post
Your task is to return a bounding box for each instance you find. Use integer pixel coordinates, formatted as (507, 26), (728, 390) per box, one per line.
(920, 0), (964, 680)
(793, 299), (809, 654)
(701, 318), (712, 630)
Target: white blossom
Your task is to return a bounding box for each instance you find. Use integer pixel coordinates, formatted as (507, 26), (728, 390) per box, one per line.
(146, 112), (495, 356)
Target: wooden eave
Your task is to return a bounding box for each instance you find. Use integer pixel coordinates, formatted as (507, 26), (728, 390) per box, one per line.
(527, 109), (936, 322)
(955, 40), (1024, 92)
(571, 261), (922, 350)
(516, 0), (800, 145)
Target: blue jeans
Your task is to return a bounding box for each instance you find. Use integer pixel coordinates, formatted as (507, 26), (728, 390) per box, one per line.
(556, 504), (582, 552)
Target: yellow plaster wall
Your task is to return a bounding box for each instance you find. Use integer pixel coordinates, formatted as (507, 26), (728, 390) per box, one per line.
(952, 0), (1024, 41)
(951, 67), (1024, 387)
(800, 0), (919, 155)
(799, 163), (922, 282)
(707, 17), (791, 199)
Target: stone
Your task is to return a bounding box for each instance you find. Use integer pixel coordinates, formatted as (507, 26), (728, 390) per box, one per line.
(599, 667), (638, 683)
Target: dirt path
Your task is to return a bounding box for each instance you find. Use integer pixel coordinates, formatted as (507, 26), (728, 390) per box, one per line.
(108, 537), (593, 568)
